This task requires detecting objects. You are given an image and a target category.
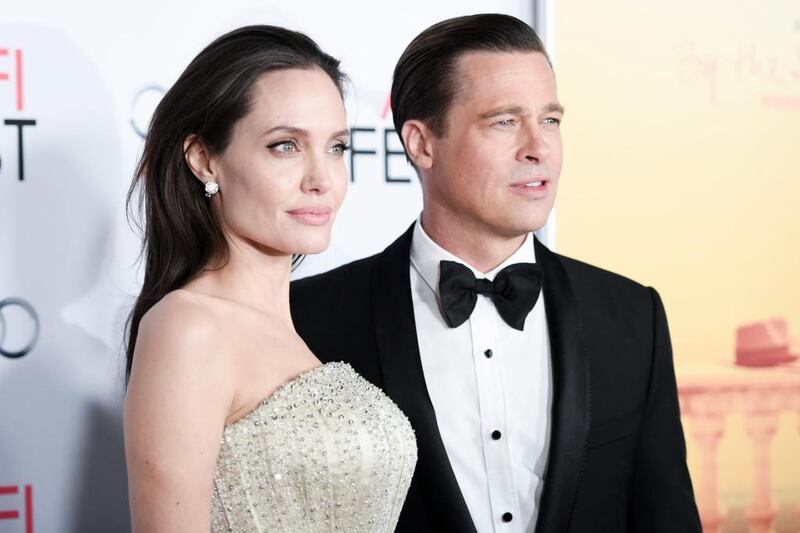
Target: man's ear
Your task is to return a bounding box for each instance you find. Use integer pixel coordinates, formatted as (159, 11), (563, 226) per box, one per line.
(401, 120), (436, 170)
(183, 134), (217, 184)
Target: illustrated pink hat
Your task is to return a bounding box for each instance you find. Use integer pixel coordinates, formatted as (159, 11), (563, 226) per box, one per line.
(735, 318), (798, 368)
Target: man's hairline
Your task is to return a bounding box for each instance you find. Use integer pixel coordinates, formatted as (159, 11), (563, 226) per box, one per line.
(413, 49), (556, 140)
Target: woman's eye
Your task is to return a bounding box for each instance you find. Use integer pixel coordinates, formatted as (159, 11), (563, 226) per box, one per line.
(269, 140), (298, 153)
(330, 143), (351, 156)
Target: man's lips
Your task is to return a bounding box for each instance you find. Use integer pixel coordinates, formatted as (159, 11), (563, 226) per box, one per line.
(510, 177), (549, 188)
(287, 206), (333, 225)
(509, 178), (549, 198)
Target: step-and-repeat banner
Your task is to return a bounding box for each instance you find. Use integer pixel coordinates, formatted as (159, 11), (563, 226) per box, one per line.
(0, 2), (543, 531)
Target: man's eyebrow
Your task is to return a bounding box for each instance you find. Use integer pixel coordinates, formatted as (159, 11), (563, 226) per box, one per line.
(478, 106), (529, 120)
(478, 103), (564, 120)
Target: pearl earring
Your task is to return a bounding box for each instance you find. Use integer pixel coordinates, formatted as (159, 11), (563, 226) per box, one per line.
(204, 181), (219, 198)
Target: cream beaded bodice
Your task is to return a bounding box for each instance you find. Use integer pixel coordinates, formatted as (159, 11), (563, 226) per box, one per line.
(211, 362), (417, 532)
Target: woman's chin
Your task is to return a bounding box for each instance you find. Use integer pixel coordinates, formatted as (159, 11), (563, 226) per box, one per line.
(292, 237), (332, 256)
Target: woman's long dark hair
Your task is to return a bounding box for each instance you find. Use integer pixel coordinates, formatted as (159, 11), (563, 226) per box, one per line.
(125, 26), (346, 381)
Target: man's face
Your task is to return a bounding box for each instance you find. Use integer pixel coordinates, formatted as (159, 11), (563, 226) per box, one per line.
(425, 51), (563, 238)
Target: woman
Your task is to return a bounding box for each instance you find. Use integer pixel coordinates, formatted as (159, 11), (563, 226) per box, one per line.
(124, 26), (416, 532)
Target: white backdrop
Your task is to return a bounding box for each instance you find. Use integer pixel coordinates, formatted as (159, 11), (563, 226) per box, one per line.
(0, 2), (549, 531)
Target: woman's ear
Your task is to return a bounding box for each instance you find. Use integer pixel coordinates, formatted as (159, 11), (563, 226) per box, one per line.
(183, 134), (216, 184)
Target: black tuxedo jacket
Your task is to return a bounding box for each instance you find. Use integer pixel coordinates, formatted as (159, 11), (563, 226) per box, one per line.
(290, 224), (701, 533)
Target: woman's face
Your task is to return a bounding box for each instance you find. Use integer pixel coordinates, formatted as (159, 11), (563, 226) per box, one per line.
(210, 67), (349, 257)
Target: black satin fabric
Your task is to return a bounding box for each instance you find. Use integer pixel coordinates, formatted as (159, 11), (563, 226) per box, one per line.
(438, 260), (543, 331)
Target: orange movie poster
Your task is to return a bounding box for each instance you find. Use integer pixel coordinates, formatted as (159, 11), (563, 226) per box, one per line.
(556, 2), (800, 531)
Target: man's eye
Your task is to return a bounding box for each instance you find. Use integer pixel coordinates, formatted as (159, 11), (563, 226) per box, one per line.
(495, 119), (516, 128)
(543, 117), (561, 126)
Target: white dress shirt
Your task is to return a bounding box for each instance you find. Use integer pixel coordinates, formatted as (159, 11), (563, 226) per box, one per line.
(409, 219), (552, 533)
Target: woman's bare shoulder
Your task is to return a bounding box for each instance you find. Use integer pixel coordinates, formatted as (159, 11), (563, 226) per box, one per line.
(130, 289), (236, 388)
(140, 288), (232, 343)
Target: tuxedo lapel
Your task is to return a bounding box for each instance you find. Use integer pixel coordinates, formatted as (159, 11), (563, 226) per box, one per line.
(371, 223), (477, 533)
(534, 238), (591, 533)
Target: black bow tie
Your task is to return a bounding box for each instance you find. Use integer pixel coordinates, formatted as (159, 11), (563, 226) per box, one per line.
(438, 260), (543, 331)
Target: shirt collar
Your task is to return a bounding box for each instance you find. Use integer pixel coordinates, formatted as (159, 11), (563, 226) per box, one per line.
(409, 215), (537, 294)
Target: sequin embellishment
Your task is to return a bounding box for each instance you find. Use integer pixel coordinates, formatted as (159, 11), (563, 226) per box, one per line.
(211, 362), (417, 532)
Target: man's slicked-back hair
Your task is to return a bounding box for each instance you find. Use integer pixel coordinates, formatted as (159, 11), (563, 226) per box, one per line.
(391, 13), (549, 146)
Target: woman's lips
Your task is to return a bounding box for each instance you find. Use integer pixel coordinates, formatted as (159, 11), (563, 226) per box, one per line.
(287, 207), (332, 226)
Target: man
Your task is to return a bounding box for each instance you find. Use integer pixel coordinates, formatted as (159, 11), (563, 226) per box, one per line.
(291, 13), (700, 533)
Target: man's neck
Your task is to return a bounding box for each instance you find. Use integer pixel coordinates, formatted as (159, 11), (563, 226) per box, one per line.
(419, 210), (528, 274)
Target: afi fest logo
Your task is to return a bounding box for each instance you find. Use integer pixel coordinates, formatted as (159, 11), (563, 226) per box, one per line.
(0, 298), (39, 359)
(348, 93), (412, 184)
(1, 46), (40, 361)
(0, 47), (36, 181)
(0, 485), (33, 533)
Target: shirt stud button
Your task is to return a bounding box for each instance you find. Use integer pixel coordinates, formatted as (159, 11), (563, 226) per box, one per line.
(491, 430), (502, 440)
(484, 349), (493, 358)
(502, 512), (513, 522)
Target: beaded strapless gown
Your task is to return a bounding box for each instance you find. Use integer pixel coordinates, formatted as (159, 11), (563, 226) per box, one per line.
(211, 362), (417, 532)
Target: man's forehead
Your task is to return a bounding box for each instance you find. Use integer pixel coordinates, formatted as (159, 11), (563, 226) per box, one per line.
(451, 50), (557, 102)
(454, 50), (552, 78)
